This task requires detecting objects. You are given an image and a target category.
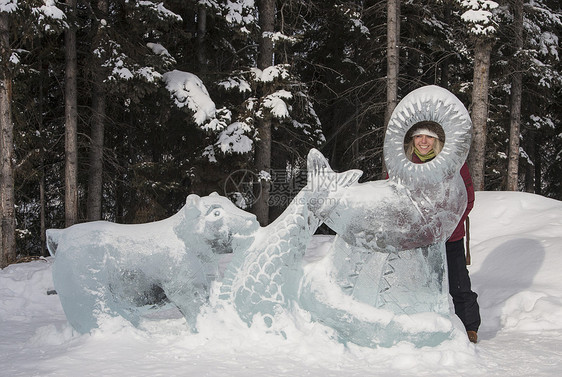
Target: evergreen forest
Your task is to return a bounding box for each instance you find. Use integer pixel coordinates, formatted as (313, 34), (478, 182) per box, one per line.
(0, 0), (560, 265)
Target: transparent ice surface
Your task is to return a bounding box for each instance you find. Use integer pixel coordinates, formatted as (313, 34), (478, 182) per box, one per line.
(47, 193), (260, 333)
(384, 85), (472, 186)
(299, 85), (472, 347)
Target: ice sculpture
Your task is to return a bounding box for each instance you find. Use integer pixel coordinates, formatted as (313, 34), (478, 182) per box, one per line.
(48, 85), (472, 348)
(46, 149), (361, 334)
(47, 194), (260, 333)
(299, 85), (472, 346)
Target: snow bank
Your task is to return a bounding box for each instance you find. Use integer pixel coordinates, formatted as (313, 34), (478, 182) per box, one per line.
(1, 191), (561, 376)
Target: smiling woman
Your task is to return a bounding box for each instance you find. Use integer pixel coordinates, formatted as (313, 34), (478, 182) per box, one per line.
(392, 97), (480, 343)
(404, 121), (445, 162)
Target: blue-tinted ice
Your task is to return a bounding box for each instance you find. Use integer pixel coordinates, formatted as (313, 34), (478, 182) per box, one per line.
(47, 194), (260, 333)
(299, 85), (472, 346)
(47, 85), (472, 347)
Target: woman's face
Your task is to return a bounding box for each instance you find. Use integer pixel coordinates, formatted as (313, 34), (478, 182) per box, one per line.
(413, 134), (435, 155)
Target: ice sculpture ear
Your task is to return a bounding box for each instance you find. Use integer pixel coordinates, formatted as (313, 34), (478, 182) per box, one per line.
(184, 194), (202, 220)
(384, 85), (472, 186)
(46, 229), (63, 257)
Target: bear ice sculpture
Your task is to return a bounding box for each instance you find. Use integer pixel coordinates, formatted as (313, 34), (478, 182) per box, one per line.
(47, 194), (259, 333)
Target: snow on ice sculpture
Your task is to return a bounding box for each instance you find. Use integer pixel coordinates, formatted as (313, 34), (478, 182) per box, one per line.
(299, 85), (472, 347)
(218, 150), (361, 327)
(47, 194), (260, 334)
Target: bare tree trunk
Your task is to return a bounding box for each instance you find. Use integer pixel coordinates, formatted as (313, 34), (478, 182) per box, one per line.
(384, 0), (400, 126)
(524, 129), (535, 192)
(383, 0), (400, 177)
(87, 88), (105, 221)
(87, 0), (108, 221)
(65, 0), (79, 227)
(468, 39), (493, 191)
(507, 0), (523, 191)
(253, 0), (275, 226)
(40, 168), (47, 255)
(38, 58), (47, 256)
(533, 135), (541, 195)
(197, 5), (207, 73)
(440, 5), (452, 88)
(0, 12), (16, 267)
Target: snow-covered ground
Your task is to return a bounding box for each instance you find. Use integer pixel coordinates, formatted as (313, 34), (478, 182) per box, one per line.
(1, 191), (561, 376)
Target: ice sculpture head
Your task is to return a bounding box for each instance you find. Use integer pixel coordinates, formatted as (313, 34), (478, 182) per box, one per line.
(179, 192), (260, 254)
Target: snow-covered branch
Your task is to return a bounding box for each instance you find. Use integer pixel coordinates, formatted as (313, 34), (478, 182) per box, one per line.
(458, 0), (499, 35)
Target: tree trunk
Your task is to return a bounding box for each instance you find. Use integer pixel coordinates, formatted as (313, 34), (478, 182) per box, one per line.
(383, 0), (400, 176)
(440, 5), (452, 88)
(253, 0), (275, 226)
(40, 167), (47, 256)
(87, 0), (108, 221)
(197, 5), (207, 73)
(87, 84), (105, 221)
(38, 57), (47, 256)
(0, 12), (16, 267)
(385, 0), (400, 126)
(506, 0), (523, 191)
(65, 0), (79, 227)
(468, 38), (493, 191)
(524, 129), (535, 192)
(533, 134), (541, 195)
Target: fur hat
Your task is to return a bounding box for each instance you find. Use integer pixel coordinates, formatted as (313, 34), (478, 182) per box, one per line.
(411, 127), (439, 139)
(405, 121), (445, 142)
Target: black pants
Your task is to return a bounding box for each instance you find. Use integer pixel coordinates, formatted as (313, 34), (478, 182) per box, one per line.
(446, 238), (481, 332)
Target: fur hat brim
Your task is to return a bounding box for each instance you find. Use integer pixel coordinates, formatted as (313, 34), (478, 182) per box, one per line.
(411, 128), (439, 139)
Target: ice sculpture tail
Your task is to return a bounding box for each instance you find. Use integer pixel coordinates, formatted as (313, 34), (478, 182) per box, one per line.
(299, 242), (455, 348)
(219, 149), (361, 327)
(306, 148), (362, 221)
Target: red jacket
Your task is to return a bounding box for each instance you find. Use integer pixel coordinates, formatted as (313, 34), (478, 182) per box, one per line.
(410, 154), (474, 242)
(449, 162), (474, 242)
